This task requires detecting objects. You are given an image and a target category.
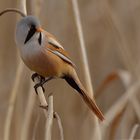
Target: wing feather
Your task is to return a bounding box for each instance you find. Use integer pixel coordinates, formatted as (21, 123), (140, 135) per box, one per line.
(44, 31), (76, 67)
(47, 48), (75, 67)
(45, 31), (64, 49)
(48, 37), (64, 49)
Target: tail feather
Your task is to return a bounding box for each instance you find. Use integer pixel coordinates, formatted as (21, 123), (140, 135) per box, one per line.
(64, 72), (105, 121)
(80, 88), (105, 121)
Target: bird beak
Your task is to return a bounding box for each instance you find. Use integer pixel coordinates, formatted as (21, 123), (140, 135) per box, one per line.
(36, 27), (43, 32)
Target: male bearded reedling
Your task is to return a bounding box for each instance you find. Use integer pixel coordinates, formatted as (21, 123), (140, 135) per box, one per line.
(15, 16), (104, 121)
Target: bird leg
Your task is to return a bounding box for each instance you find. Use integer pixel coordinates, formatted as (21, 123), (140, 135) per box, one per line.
(31, 73), (53, 94)
(34, 77), (53, 94)
(31, 73), (46, 93)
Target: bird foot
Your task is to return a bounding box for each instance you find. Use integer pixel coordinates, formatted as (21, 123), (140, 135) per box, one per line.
(31, 73), (45, 82)
(31, 73), (53, 94)
(31, 73), (38, 82)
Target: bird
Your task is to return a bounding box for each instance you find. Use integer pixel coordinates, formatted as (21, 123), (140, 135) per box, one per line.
(15, 16), (104, 121)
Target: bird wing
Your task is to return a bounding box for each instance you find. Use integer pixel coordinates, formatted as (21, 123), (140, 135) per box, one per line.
(45, 31), (76, 67)
(46, 31), (64, 49)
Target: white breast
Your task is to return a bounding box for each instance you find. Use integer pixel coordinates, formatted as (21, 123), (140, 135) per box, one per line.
(17, 32), (46, 62)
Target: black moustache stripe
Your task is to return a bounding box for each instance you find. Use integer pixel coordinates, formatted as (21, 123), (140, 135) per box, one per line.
(38, 32), (42, 45)
(24, 26), (36, 44)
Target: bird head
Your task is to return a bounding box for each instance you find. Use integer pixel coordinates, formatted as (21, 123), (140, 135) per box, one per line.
(15, 16), (43, 47)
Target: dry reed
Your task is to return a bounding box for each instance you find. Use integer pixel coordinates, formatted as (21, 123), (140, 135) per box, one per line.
(0, 0), (140, 139)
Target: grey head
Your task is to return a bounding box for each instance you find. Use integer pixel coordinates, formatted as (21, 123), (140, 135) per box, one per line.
(15, 16), (42, 46)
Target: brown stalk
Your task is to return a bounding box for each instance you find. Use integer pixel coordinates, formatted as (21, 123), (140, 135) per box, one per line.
(95, 71), (119, 99)
(109, 105), (127, 140)
(103, 81), (140, 127)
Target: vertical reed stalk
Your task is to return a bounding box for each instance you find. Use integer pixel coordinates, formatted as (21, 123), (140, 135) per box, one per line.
(71, 0), (93, 96)
(20, 1), (37, 140)
(45, 95), (54, 140)
(20, 81), (35, 140)
(71, 0), (101, 140)
(4, 61), (24, 140)
(3, 0), (27, 140)
(129, 124), (139, 139)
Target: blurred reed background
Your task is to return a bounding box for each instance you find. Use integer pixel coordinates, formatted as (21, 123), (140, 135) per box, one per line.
(0, 0), (140, 140)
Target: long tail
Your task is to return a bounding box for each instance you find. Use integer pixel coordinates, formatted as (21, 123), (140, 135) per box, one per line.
(63, 70), (105, 121)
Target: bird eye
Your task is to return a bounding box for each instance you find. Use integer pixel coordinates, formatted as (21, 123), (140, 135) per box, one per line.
(30, 25), (35, 29)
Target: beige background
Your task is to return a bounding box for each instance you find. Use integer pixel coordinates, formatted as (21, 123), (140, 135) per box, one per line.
(0, 0), (140, 140)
